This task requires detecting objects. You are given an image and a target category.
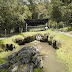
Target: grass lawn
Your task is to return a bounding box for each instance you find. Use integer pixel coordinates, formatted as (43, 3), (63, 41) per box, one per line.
(68, 31), (72, 34)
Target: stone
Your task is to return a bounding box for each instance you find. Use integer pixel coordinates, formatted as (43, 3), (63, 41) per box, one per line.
(41, 33), (48, 42)
(24, 64), (30, 72)
(0, 63), (10, 70)
(53, 39), (61, 49)
(39, 58), (43, 68)
(32, 54), (41, 68)
(18, 65), (24, 72)
(8, 52), (17, 64)
(30, 63), (34, 72)
(6, 44), (15, 51)
(11, 65), (18, 72)
(24, 36), (35, 43)
(48, 41), (52, 45)
(0, 64), (3, 70)
(35, 33), (43, 41)
(7, 63), (18, 72)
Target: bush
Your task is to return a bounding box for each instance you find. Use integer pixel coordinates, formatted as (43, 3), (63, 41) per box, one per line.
(48, 19), (57, 29)
(58, 21), (64, 28)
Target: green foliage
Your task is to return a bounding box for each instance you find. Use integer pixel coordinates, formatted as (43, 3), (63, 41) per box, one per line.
(52, 5), (62, 23)
(0, 0), (72, 33)
(60, 0), (71, 4)
(60, 5), (71, 23)
(0, 0), (32, 33)
(48, 19), (57, 26)
(35, 3), (48, 19)
(58, 21), (64, 28)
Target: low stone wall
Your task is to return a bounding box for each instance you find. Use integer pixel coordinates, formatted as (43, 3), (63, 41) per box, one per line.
(0, 32), (62, 52)
(0, 46), (43, 72)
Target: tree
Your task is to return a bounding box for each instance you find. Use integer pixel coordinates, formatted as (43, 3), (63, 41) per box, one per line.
(52, 5), (62, 23)
(35, 3), (48, 19)
(0, 0), (32, 33)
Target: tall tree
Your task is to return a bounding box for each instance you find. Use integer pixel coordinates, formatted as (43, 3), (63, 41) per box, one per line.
(34, 3), (47, 19)
(0, 0), (32, 33)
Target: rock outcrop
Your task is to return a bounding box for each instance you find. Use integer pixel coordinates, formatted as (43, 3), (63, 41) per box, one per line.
(53, 39), (61, 49)
(41, 33), (49, 42)
(0, 46), (43, 72)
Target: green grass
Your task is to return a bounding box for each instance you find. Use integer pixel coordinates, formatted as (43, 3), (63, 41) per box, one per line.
(34, 67), (42, 72)
(57, 26), (72, 32)
(29, 28), (45, 32)
(68, 31), (72, 34)
(58, 27), (69, 30)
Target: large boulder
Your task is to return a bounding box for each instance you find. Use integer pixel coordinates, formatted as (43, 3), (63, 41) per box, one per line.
(0, 46), (43, 72)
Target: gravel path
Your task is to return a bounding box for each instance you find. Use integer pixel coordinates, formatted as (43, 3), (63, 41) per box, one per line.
(55, 30), (72, 37)
(60, 32), (72, 37)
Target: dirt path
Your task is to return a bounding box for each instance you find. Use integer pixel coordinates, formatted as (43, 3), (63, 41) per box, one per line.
(36, 42), (67, 72)
(55, 30), (72, 37)
(60, 32), (72, 37)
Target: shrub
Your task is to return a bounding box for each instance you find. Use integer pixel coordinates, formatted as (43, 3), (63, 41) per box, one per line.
(58, 21), (64, 28)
